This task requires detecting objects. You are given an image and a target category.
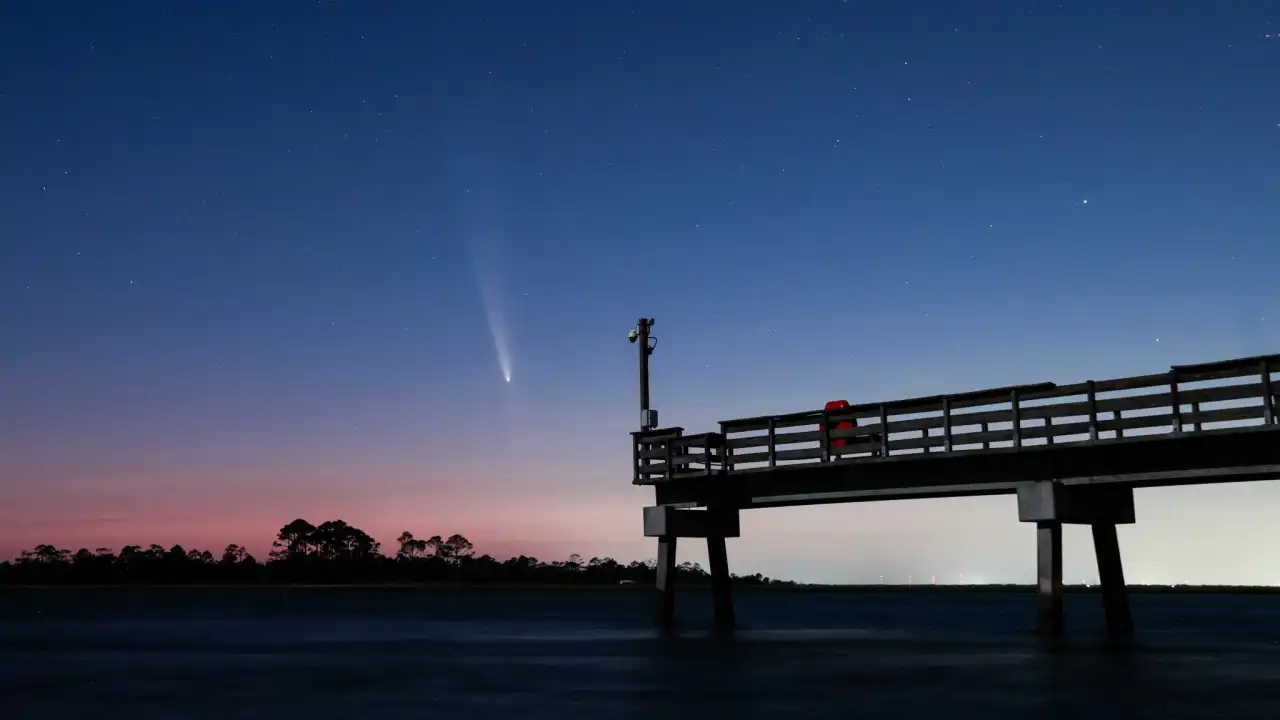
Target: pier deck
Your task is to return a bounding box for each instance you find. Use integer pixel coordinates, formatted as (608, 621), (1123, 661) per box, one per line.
(629, 348), (1280, 641)
(634, 353), (1280, 507)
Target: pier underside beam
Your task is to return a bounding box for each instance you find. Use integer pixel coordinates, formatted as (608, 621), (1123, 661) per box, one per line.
(1018, 482), (1135, 643)
(644, 506), (739, 630)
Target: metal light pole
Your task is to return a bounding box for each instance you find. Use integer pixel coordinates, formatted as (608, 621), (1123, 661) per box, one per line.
(629, 317), (657, 430)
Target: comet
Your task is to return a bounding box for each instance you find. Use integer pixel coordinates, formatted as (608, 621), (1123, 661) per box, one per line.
(455, 180), (514, 387)
(447, 149), (517, 387)
(472, 247), (513, 386)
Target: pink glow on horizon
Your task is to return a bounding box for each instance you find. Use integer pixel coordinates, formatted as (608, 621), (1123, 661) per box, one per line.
(0, 484), (650, 565)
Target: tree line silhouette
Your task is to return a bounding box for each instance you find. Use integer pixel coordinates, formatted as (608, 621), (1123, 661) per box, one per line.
(0, 517), (792, 587)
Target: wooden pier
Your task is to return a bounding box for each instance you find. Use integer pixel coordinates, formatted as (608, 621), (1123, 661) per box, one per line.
(628, 328), (1280, 641)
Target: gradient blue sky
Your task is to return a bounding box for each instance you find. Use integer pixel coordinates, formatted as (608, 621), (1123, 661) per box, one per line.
(2, 1), (1278, 584)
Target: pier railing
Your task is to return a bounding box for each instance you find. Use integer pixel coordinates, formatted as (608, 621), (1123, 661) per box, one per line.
(632, 354), (1279, 485)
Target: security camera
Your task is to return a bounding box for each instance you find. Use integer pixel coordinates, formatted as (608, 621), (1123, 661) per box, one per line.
(628, 328), (639, 343)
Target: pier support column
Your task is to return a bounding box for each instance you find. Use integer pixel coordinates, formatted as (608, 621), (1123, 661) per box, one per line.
(655, 536), (678, 627)
(1036, 521), (1064, 638)
(1091, 523), (1133, 642)
(1018, 482), (1135, 643)
(644, 505), (740, 630)
(706, 535), (735, 631)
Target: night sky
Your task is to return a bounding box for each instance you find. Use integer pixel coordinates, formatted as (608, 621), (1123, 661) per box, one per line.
(3, 2), (1278, 584)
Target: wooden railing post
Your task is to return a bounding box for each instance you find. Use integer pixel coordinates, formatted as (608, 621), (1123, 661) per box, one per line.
(718, 423), (732, 473)
(1263, 359), (1275, 425)
(1045, 415), (1054, 445)
(1169, 370), (1183, 433)
(1190, 402), (1201, 432)
(879, 405), (890, 457)
(1011, 389), (1022, 448)
(820, 410), (831, 464)
(1087, 381), (1099, 441)
(942, 397), (953, 452)
(767, 417), (777, 468)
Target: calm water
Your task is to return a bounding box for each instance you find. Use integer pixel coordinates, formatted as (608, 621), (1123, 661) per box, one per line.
(2, 587), (1279, 718)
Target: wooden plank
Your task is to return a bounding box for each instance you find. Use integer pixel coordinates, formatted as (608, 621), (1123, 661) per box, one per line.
(1096, 402), (1263, 434)
(999, 382), (1262, 422)
(639, 462), (719, 477)
(775, 447), (823, 462)
(724, 434), (768, 450)
(827, 435), (883, 453)
(869, 381), (1059, 415)
(640, 445), (723, 460)
(639, 444), (697, 460)
(665, 453), (716, 466)
(724, 383), (1062, 430)
(726, 452), (825, 468)
(721, 411), (823, 433)
(726, 424), (881, 449)
(671, 432), (723, 447)
(1172, 353), (1280, 380)
(632, 427), (685, 440)
(724, 429), (818, 449)
(1090, 372), (1174, 393)
(887, 428), (1015, 452)
(817, 382), (1060, 421)
(830, 445), (882, 458)
(728, 451), (771, 465)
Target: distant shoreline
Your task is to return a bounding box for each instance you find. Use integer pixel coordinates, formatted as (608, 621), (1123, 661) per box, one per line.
(3, 582), (1278, 594)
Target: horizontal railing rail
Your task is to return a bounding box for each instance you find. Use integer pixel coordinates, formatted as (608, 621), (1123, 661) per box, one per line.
(632, 353), (1280, 483)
